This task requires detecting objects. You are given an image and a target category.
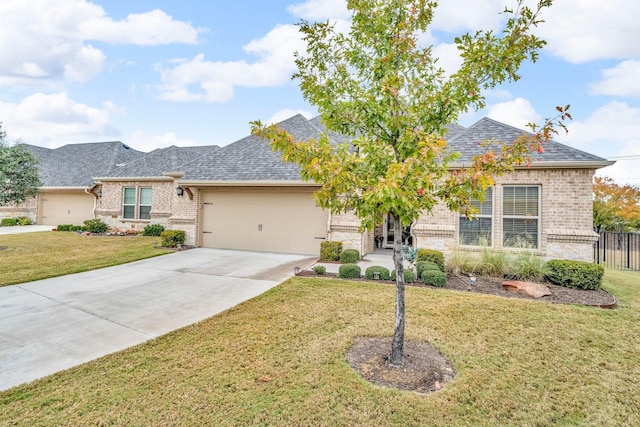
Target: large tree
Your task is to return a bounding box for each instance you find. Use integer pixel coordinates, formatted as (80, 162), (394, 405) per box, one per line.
(593, 176), (640, 232)
(0, 123), (41, 206)
(253, 0), (567, 365)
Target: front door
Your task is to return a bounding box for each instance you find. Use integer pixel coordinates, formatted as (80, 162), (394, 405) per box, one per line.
(383, 213), (413, 248)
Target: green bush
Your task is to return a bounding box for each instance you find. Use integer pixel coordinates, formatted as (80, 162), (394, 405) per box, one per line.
(1, 218), (18, 226)
(416, 260), (440, 278)
(143, 224), (165, 237)
(340, 249), (360, 264)
(422, 270), (447, 287)
(320, 241), (342, 261)
(338, 263), (361, 279)
(83, 219), (108, 234)
(546, 260), (604, 290)
(312, 265), (326, 275)
(16, 216), (33, 226)
(390, 269), (416, 283)
(56, 224), (73, 231)
(403, 269), (416, 283)
(417, 249), (445, 272)
(365, 266), (390, 280)
(161, 230), (185, 248)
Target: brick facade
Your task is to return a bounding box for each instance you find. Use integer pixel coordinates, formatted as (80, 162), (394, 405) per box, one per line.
(329, 168), (598, 262)
(95, 179), (200, 245)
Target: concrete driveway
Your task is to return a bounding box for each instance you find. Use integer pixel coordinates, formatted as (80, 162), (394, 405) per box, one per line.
(0, 248), (317, 391)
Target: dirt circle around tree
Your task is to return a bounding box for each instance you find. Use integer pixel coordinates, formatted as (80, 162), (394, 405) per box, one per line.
(347, 337), (456, 394)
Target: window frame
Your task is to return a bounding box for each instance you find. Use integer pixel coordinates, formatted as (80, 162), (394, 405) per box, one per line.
(502, 185), (540, 249)
(459, 187), (493, 247)
(122, 186), (152, 221)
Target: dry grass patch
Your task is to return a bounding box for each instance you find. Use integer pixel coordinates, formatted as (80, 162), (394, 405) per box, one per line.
(0, 232), (171, 286)
(1, 270), (639, 426)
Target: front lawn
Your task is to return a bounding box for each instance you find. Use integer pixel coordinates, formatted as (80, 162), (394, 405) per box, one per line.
(1, 268), (638, 425)
(0, 232), (172, 286)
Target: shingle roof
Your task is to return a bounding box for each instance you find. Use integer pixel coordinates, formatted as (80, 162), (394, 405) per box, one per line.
(26, 115), (611, 187)
(180, 114), (320, 181)
(107, 145), (219, 178)
(26, 141), (145, 187)
(447, 117), (610, 165)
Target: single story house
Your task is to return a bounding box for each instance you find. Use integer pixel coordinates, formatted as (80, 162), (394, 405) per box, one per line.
(5, 114), (613, 261)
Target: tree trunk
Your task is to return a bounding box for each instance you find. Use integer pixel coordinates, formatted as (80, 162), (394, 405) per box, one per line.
(390, 213), (405, 366)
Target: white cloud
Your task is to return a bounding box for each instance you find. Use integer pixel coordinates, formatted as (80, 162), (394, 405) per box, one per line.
(487, 97), (541, 130)
(126, 130), (199, 152)
(0, 92), (116, 147)
(157, 24), (304, 103)
(266, 109), (313, 125)
(595, 140), (640, 186)
(0, 0), (200, 87)
(590, 60), (640, 97)
(557, 101), (640, 148)
(555, 101), (640, 185)
(539, 0), (640, 63)
(81, 9), (201, 45)
(287, 0), (350, 20)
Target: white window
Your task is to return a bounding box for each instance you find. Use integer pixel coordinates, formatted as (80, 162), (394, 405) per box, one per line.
(503, 185), (539, 249)
(123, 187), (152, 220)
(459, 187), (493, 246)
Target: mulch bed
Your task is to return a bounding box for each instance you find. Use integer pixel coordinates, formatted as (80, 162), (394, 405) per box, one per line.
(297, 270), (617, 308)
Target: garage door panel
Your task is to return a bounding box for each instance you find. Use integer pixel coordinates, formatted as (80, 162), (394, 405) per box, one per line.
(201, 190), (327, 255)
(39, 193), (95, 226)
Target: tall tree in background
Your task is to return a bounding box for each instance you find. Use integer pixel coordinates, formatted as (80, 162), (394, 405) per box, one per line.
(253, 0), (568, 365)
(0, 123), (42, 206)
(593, 176), (640, 232)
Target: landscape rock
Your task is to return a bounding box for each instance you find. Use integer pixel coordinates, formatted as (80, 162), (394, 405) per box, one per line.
(502, 281), (551, 298)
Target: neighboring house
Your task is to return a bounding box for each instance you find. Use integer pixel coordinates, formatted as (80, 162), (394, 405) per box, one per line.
(5, 115), (612, 261)
(1, 142), (145, 226)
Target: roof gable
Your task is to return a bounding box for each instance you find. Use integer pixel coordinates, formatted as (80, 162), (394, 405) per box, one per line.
(447, 117), (610, 166)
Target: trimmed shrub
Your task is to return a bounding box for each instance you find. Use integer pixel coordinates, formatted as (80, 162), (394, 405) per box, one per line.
(320, 241), (342, 261)
(161, 230), (185, 248)
(422, 270), (447, 287)
(340, 248), (360, 264)
(417, 249), (445, 272)
(83, 219), (108, 234)
(365, 265), (390, 280)
(338, 263), (361, 279)
(143, 224), (165, 237)
(403, 269), (416, 283)
(312, 265), (326, 275)
(546, 260), (604, 290)
(1, 218), (18, 226)
(390, 269), (416, 283)
(416, 260), (440, 278)
(57, 224), (84, 232)
(16, 216), (33, 226)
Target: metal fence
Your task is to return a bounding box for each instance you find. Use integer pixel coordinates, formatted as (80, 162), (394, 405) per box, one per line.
(594, 231), (640, 270)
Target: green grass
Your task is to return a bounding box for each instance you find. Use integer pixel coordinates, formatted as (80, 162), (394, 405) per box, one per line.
(1, 269), (638, 426)
(0, 232), (172, 286)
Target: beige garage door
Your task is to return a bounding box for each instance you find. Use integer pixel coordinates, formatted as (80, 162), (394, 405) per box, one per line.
(39, 192), (95, 226)
(201, 189), (327, 255)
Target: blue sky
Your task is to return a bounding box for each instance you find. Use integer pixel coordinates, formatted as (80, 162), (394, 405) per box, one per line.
(1, 0), (639, 184)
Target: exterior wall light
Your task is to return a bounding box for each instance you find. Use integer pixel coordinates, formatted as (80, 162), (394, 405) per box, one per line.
(176, 185), (184, 197)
